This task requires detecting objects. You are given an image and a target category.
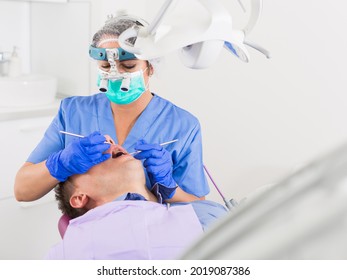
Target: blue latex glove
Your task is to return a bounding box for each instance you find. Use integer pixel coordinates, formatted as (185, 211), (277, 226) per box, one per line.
(134, 139), (177, 199)
(46, 131), (111, 182)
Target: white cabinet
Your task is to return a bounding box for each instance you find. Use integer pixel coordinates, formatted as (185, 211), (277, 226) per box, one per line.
(0, 195), (61, 259)
(0, 116), (55, 199)
(0, 113), (61, 259)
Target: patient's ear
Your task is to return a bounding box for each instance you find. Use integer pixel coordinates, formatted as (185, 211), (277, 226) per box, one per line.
(70, 193), (89, 209)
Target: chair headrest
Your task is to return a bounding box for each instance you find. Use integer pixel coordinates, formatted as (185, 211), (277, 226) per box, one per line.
(58, 214), (71, 238)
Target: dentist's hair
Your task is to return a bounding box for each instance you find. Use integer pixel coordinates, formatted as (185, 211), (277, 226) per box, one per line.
(91, 12), (163, 74)
(91, 14), (146, 48)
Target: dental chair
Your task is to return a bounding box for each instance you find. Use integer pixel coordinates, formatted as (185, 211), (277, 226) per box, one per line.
(58, 214), (70, 238)
(181, 141), (347, 259)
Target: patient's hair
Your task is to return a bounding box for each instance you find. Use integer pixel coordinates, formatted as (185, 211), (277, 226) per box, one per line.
(55, 181), (88, 219)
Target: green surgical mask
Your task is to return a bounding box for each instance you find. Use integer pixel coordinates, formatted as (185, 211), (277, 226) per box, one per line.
(97, 69), (147, 105)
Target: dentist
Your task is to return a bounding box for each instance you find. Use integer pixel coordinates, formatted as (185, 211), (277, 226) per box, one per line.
(14, 15), (209, 203)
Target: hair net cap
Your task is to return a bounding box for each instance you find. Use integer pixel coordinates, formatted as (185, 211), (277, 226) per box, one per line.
(91, 12), (148, 48)
(91, 12), (164, 73)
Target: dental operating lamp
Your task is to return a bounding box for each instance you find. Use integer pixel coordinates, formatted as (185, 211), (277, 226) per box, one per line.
(118, 0), (270, 69)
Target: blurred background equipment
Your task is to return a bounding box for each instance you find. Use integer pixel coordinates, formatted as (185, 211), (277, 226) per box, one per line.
(182, 141), (347, 259)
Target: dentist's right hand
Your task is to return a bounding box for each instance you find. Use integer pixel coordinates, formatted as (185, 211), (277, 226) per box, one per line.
(46, 131), (111, 182)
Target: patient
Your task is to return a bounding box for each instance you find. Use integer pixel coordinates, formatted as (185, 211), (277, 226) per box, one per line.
(46, 139), (227, 260)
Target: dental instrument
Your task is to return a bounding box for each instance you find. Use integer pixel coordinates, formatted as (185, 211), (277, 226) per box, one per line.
(203, 165), (238, 211)
(129, 139), (179, 156)
(118, 0), (270, 69)
(59, 131), (178, 155)
(59, 131), (85, 138)
(59, 131), (109, 144)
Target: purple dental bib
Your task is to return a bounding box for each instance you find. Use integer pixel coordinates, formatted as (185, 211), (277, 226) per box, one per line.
(46, 200), (203, 259)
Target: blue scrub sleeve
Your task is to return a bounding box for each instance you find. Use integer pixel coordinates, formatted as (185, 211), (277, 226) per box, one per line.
(173, 122), (209, 198)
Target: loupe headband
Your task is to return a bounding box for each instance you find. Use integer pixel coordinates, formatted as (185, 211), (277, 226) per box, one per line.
(89, 46), (137, 61)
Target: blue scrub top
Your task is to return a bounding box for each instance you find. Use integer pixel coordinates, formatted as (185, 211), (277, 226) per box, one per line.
(27, 93), (209, 197)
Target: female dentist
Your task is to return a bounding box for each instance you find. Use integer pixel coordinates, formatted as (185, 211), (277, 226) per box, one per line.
(14, 15), (209, 203)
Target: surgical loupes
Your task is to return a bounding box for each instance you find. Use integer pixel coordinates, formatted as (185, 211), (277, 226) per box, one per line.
(98, 49), (120, 93)
(89, 46), (137, 93)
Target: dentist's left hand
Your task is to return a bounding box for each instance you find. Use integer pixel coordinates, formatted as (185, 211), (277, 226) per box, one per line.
(46, 131), (111, 182)
(134, 140), (177, 199)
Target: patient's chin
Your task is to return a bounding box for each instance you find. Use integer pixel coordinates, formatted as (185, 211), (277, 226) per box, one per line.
(120, 157), (143, 174)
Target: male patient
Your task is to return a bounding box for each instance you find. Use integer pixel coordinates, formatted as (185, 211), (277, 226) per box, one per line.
(46, 141), (227, 260)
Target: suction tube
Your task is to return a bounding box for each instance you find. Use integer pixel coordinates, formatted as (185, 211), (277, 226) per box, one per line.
(203, 165), (238, 211)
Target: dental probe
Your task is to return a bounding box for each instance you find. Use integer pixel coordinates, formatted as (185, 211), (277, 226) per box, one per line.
(59, 131), (178, 154)
(129, 139), (179, 155)
(59, 131), (84, 138)
(59, 131), (109, 143)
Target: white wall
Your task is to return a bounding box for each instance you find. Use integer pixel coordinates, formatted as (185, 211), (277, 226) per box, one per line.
(0, 0), (30, 74)
(30, 1), (90, 96)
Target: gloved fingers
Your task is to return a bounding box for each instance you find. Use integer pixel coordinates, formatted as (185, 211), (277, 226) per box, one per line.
(134, 148), (165, 160)
(87, 151), (106, 161)
(84, 143), (111, 155)
(134, 140), (162, 152)
(145, 164), (171, 177)
(93, 153), (111, 164)
(142, 156), (171, 168)
(80, 131), (107, 146)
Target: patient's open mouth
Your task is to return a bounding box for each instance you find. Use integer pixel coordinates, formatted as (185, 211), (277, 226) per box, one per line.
(112, 151), (125, 158)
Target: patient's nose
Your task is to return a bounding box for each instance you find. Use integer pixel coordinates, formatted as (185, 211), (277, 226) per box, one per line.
(104, 135), (115, 144)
